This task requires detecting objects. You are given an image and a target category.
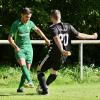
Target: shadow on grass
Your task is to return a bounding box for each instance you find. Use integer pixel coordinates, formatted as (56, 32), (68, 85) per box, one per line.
(0, 92), (38, 96)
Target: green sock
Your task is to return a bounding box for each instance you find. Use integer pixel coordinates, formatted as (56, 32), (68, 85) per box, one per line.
(21, 65), (32, 82)
(18, 74), (25, 89)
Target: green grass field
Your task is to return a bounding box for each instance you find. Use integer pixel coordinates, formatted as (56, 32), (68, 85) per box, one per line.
(0, 84), (100, 100)
(0, 65), (100, 100)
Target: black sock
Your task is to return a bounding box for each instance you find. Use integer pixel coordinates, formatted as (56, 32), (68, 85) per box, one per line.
(37, 71), (47, 92)
(46, 74), (57, 86)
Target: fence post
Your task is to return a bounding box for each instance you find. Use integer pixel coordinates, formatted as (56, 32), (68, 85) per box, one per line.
(79, 43), (83, 80)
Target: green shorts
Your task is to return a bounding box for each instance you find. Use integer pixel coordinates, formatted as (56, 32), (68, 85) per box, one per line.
(15, 47), (33, 64)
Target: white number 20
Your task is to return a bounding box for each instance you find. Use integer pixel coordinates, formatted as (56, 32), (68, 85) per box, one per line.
(59, 34), (69, 46)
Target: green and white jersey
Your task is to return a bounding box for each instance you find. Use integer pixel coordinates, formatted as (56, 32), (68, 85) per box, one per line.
(10, 19), (36, 48)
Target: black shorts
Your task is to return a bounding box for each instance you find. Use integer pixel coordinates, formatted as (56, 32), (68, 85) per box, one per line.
(39, 52), (67, 72)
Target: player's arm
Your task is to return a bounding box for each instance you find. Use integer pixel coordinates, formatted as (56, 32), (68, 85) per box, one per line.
(8, 36), (20, 52)
(53, 35), (71, 56)
(70, 25), (98, 39)
(34, 26), (50, 46)
(8, 22), (20, 52)
(77, 32), (98, 40)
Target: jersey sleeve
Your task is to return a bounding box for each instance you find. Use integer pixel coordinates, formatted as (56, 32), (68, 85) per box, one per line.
(49, 26), (59, 37)
(9, 22), (17, 37)
(70, 25), (79, 37)
(30, 21), (36, 30)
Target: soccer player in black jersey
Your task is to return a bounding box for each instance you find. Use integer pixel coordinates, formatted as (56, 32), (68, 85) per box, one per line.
(36, 10), (98, 95)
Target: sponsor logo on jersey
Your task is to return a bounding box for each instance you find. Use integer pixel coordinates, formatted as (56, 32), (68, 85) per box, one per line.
(19, 33), (29, 36)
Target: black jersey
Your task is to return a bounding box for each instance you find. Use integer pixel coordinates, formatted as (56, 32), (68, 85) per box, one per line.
(49, 23), (79, 54)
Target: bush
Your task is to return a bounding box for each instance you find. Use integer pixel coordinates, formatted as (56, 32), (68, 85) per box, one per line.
(0, 64), (100, 88)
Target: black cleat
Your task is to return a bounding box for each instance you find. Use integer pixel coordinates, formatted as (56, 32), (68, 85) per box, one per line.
(36, 85), (48, 95)
(39, 91), (48, 95)
(17, 88), (24, 93)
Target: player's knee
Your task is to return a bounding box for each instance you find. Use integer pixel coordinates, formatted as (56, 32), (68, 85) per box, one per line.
(37, 71), (45, 78)
(18, 58), (26, 66)
(27, 64), (31, 70)
(51, 69), (58, 75)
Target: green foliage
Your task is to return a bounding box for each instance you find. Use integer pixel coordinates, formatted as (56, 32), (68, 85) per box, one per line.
(45, 64), (100, 85)
(0, 0), (100, 35)
(0, 65), (100, 88)
(0, 65), (20, 87)
(0, 0), (100, 66)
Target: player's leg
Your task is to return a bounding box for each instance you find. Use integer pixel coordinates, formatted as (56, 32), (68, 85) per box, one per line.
(17, 73), (25, 92)
(24, 63), (33, 88)
(46, 56), (67, 86)
(18, 59), (32, 82)
(37, 54), (50, 95)
(46, 68), (57, 86)
(27, 63), (31, 70)
(37, 70), (48, 95)
(26, 48), (33, 70)
(37, 63), (49, 95)
(17, 58), (32, 92)
(24, 49), (33, 88)
(16, 50), (32, 92)
(46, 53), (62, 86)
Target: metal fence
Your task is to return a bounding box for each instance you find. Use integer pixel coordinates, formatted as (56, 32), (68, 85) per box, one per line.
(0, 40), (100, 80)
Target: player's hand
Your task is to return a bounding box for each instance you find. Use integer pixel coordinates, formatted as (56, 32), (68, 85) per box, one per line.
(92, 33), (98, 39)
(15, 47), (20, 52)
(45, 39), (50, 46)
(61, 50), (71, 57)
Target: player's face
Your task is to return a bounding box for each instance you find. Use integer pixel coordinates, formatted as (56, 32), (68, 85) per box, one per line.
(50, 16), (56, 23)
(21, 13), (32, 23)
(50, 16), (54, 22)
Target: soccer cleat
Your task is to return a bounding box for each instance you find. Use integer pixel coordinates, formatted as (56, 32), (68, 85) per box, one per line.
(17, 88), (24, 93)
(36, 85), (48, 95)
(24, 82), (33, 88)
(38, 91), (48, 95)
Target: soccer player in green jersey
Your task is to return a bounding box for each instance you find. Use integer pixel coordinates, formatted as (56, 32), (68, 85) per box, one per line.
(8, 7), (50, 92)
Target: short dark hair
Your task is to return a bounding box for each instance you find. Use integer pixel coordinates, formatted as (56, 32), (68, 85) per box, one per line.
(21, 7), (32, 14)
(50, 10), (61, 19)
